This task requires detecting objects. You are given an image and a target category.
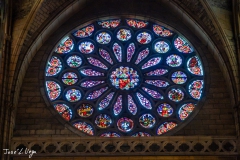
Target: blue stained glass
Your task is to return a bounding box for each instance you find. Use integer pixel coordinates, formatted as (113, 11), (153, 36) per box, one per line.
(73, 121), (94, 135)
(98, 92), (115, 110)
(142, 87), (163, 99)
(166, 54), (182, 67)
(141, 57), (161, 69)
(187, 56), (203, 75)
(46, 81), (61, 101)
(157, 103), (173, 117)
(73, 25), (94, 38)
(168, 88), (184, 102)
(46, 56), (62, 76)
(136, 32), (152, 44)
(95, 114), (112, 128)
(171, 71), (187, 84)
(65, 89), (81, 102)
(136, 92), (152, 109)
(188, 80), (203, 99)
(86, 87), (108, 100)
(87, 57), (108, 70)
(113, 95), (122, 115)
(66, 55), (82, 68)
(96, 32), (111, 44)
(145, 80), (169, 87)
(154, 41), (170, 53)
(79, 41), (94, 54)
(100, 132), (120, 137)
(131, 132), (151, 137)
(117, 117), (134, 132)
(80, 69), (104, 76)
(99, 48), (113, 64)
(81, 80), (104, 88)
(146, 69), (168, 76)
(117, 29), (131, 41)
(135, 48), (149, 64)
(113, 43), (122, 62)
(128, 95), (137, 115)
(56, 36), (74, 54)
(127, 43), (135, 62)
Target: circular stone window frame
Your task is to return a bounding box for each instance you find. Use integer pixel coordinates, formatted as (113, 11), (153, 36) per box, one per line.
(41, 16), (207, 137)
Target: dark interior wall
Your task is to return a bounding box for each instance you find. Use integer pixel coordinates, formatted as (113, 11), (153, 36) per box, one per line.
(13, 0), (236, 137)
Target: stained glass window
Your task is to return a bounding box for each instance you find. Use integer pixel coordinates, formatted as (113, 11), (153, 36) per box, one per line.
(45, 18), (205, 136)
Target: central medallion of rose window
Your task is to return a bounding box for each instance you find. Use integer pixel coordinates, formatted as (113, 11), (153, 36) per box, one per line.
(110, 66), (139, 90)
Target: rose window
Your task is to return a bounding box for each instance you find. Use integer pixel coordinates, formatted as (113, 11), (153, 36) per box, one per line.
(44, 18), (204, 137)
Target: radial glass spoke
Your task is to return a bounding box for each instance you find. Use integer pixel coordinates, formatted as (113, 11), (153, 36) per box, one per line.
(112, 43), (122, 62)
(142, 87), (163, 99)
(136, 92), (152, 109)
(145, 69), (168, 76)
(127, 43), (135, 62)
(128, 95), (137, 115)
(87, 57), (108, 70)
(98, 92), (115, 110)
(145, 80), (169, 87)
(141, 57), (161, 69)
(99, 48), (113, 64)
(135, 48), (149, 64)
(113, 95), (122, 115)
(80, 69), (104, 76)
(81, 80), (105, 88)
(86, 87), (108, 100)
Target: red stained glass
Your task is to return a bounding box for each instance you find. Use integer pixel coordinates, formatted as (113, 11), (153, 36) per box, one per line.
(54, 104), (72, 121)
(153, 25), (173, 37)
(73, 25), (94, 38)
(46, 81), (61, 101)
(174, 37), (193, 53)
(126, 19), (148, 28)
(73, 122), (94, 135)
(98, 19), (120, 28)
(157, 122), (177, 135)
(56, 37), (74, 54)
(46, 56), (62, 76)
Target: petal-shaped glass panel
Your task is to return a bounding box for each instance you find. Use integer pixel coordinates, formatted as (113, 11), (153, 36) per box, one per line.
(136, 32), (152, 44)
(98, 92), (115, 110)
(153, 25), (173, 37)
(73, 25), (94, 38)
(136, 92), (152, 109)
(66, 55), (82, 68)
(142, 87), (163, 99)
(73, 121), (94, 135)
(126, 19), (148, 28)
(135, 48), (149, 64)
(157, 122), (177, 135)
(54, 104), (72, 121)
(81, 80), (104, 88)
(157, 103), (173, 117)
(154, 41), (170, 53)
(55, 36), (74, 54)
(87, 57), (108, 70)
(80, 69), (104, 76)
(168, 88), (184, 102)
(95, 114), (112, 128)
(46, 81), (61, 101)
(188, 80), (203, 99)
(65, 89), (81, 102)
(117, 29), (131, 41)
(166, 54), (182, 67)
(187, 56), (203, 75)
(131, 132), (151, 137)
(128, 95), (137, 115)
(99, 48), (113, 64)
(77, 103), (94, 118)
(86, 87), (108, 100)
(112, 43), (122, 62)
(98, 19), (120, 28)
(100, 132), (120, 137)
(141, 57), (161, 69)
(96, 32), (111, 44)
(178, 103), (195, 120)
(139, 114), (156, 128)
(127, 43), (135, 62)
(145, 69), (168, 76)
(79, 41), (94, 54)
(62, 72), (78, 85)
(171, 71), (187, 84)
(174, 36), (193, 53)
(46, 56), (62, 76)
(145, 80), (169, 87)
(117, 117), (134, 132)
(113, 95), (122, 115)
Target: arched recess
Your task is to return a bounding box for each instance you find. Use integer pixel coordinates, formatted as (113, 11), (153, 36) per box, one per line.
(11, 0), (237, 135)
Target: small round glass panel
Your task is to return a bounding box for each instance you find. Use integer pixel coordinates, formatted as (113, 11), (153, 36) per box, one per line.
(96, 32), (111, 44)
(65, 89), (81, 102)
(168, 88), (184, 102)
(117, 29), (131, 41)
(136, 32), (152, 44)
(166, 54), (182, 67)
(139, 114), (156, 128)
(95, 114), (112, 128)
(171, 71), (187, 84)
(79, 41), (94, 54)
(66, 55), (82, 68)
(154, 41), (170, 53)
(157, 103), (173, 117)
(77, 103), (94, 118)
(62, 72), (78, 85)
(117, 117), (134, 132)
